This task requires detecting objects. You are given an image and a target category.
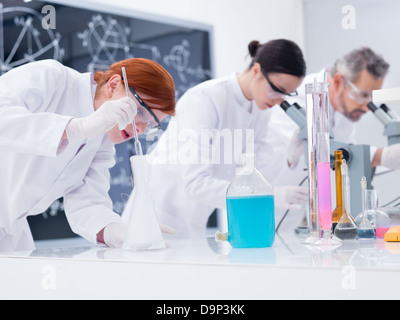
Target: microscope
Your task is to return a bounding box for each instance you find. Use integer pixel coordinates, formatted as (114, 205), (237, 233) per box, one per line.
(370, 87), (400, 146)
(280, 101), (372, 217)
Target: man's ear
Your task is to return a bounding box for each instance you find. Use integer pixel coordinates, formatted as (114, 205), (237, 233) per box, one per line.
(332, 73), (345, 93)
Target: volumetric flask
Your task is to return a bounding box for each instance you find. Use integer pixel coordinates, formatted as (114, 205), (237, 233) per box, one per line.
(358, 182), (378, 240)
(334, 160), (359, 240)
(355, 189), (379, 229)
(332, 150), (344, 231)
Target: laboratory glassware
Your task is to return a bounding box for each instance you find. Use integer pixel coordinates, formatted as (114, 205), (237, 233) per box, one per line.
(122, 67), (143, 156)
(303, 83), (319, 244)
(216, 154), (275, 248)
(305, 79), (339, 245)
(334, 160), (359, 240)
(332, 150), (344, 232)
(123, 155), (166, 250)
(355, 189), (379, 228)
(358, 177), (376, 240)
(376, 207), (400, 238)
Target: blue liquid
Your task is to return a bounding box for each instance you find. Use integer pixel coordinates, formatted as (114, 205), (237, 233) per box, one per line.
(358, 229), (376, 240)
(226, 195), (275, 248)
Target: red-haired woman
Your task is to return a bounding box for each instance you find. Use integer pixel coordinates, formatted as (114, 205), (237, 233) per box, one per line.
(0, 58), (175, 252)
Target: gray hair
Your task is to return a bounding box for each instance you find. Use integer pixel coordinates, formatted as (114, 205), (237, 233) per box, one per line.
(331, 47), (390, 82)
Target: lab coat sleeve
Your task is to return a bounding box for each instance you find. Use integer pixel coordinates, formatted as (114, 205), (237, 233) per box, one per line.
(177, 92), (231, 210)
(63, 137), (122, 244)
(0, 60), (72, 157)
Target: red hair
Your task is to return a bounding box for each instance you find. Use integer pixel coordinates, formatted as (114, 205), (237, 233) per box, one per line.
(94, 58), (176, 116)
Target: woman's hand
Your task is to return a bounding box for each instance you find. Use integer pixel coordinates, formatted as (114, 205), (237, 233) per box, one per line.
(97, 222), (176, 249)
(65, 97), (137, 143)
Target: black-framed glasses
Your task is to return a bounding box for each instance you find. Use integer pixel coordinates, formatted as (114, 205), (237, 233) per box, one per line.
(261, 68), (299, 97)
(127, 85), (162, 133)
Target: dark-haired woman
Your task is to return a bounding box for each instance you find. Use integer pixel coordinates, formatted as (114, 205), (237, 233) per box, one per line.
(141, 39), (309, 238)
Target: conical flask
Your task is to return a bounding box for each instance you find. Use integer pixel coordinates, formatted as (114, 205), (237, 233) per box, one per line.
(123, 155), (166, 251)
(216, 154), (275, 248)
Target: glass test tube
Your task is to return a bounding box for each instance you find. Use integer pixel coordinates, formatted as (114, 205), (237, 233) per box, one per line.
(306, 81), (332, 240)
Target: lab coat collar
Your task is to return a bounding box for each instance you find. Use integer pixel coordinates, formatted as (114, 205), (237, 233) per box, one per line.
(78, 72), (97, 118)
(90, 74), (97, 99)
(230, 73), (253, 114)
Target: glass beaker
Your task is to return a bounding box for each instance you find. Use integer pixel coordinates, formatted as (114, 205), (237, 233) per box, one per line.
(375, 207), (400, 238)
(216, 154), (275, 248)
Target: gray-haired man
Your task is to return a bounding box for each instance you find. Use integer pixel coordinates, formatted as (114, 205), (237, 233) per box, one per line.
(282, 47), (390, 170)
(328, 47), (389, 122)
(262, 48), (390, 229)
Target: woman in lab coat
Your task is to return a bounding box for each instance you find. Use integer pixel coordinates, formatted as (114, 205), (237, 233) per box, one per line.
(144, 39), (308, 238)
(0, 58), (175, 252)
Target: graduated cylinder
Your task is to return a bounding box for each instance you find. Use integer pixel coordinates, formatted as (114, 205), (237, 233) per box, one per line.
(305, 81), (333, 240)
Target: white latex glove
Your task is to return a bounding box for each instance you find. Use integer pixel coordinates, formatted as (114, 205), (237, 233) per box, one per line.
(381, 144), (400, 170)
(104, 223), (128, 248)
(103, 222), (176, 248)
(275, 185), (308, 210)
(66, 97), (137, 143)
(287, 127), (304, 170)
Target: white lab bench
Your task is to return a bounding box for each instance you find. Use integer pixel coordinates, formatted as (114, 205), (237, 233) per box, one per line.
(1, 231), (400, 300)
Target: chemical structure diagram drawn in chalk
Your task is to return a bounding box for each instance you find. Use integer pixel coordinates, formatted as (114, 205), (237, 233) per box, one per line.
(78, 15), (161, 72)
(0, 6), (64, 75)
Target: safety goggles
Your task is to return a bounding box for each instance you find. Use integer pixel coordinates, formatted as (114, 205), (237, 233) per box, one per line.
(127, 86), (162, 135)
(345, 78), (373, 105)
(261, 68), (299, 99)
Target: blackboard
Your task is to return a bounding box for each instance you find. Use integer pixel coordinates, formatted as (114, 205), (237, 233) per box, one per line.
(0, 0), (213, 240)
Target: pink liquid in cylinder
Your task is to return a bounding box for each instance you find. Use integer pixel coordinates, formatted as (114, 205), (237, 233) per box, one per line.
(317, 162), (332, 231)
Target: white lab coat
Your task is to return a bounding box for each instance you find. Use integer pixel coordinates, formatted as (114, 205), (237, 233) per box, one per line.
(145, 74), (274, 238)
(0, 60), (122, 252)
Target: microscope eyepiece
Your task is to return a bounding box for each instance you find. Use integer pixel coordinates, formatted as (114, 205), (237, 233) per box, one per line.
(367, 102), (378, 112)
(280, 101), (291, 111)
(293, 103), (302, 110)
(380, 104), (389, 113)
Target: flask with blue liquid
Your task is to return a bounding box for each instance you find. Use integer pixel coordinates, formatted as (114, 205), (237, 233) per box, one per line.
(216, 154), (275, 248)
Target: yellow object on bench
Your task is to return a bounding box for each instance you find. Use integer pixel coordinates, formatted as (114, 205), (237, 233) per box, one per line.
(384, 227), (400, 242)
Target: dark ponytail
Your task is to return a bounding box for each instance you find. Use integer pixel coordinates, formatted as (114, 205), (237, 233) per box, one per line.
(249, 39), (306, 77)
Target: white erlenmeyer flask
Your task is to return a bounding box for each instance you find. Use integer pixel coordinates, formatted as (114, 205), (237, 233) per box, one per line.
(123, 155), (166, 251)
